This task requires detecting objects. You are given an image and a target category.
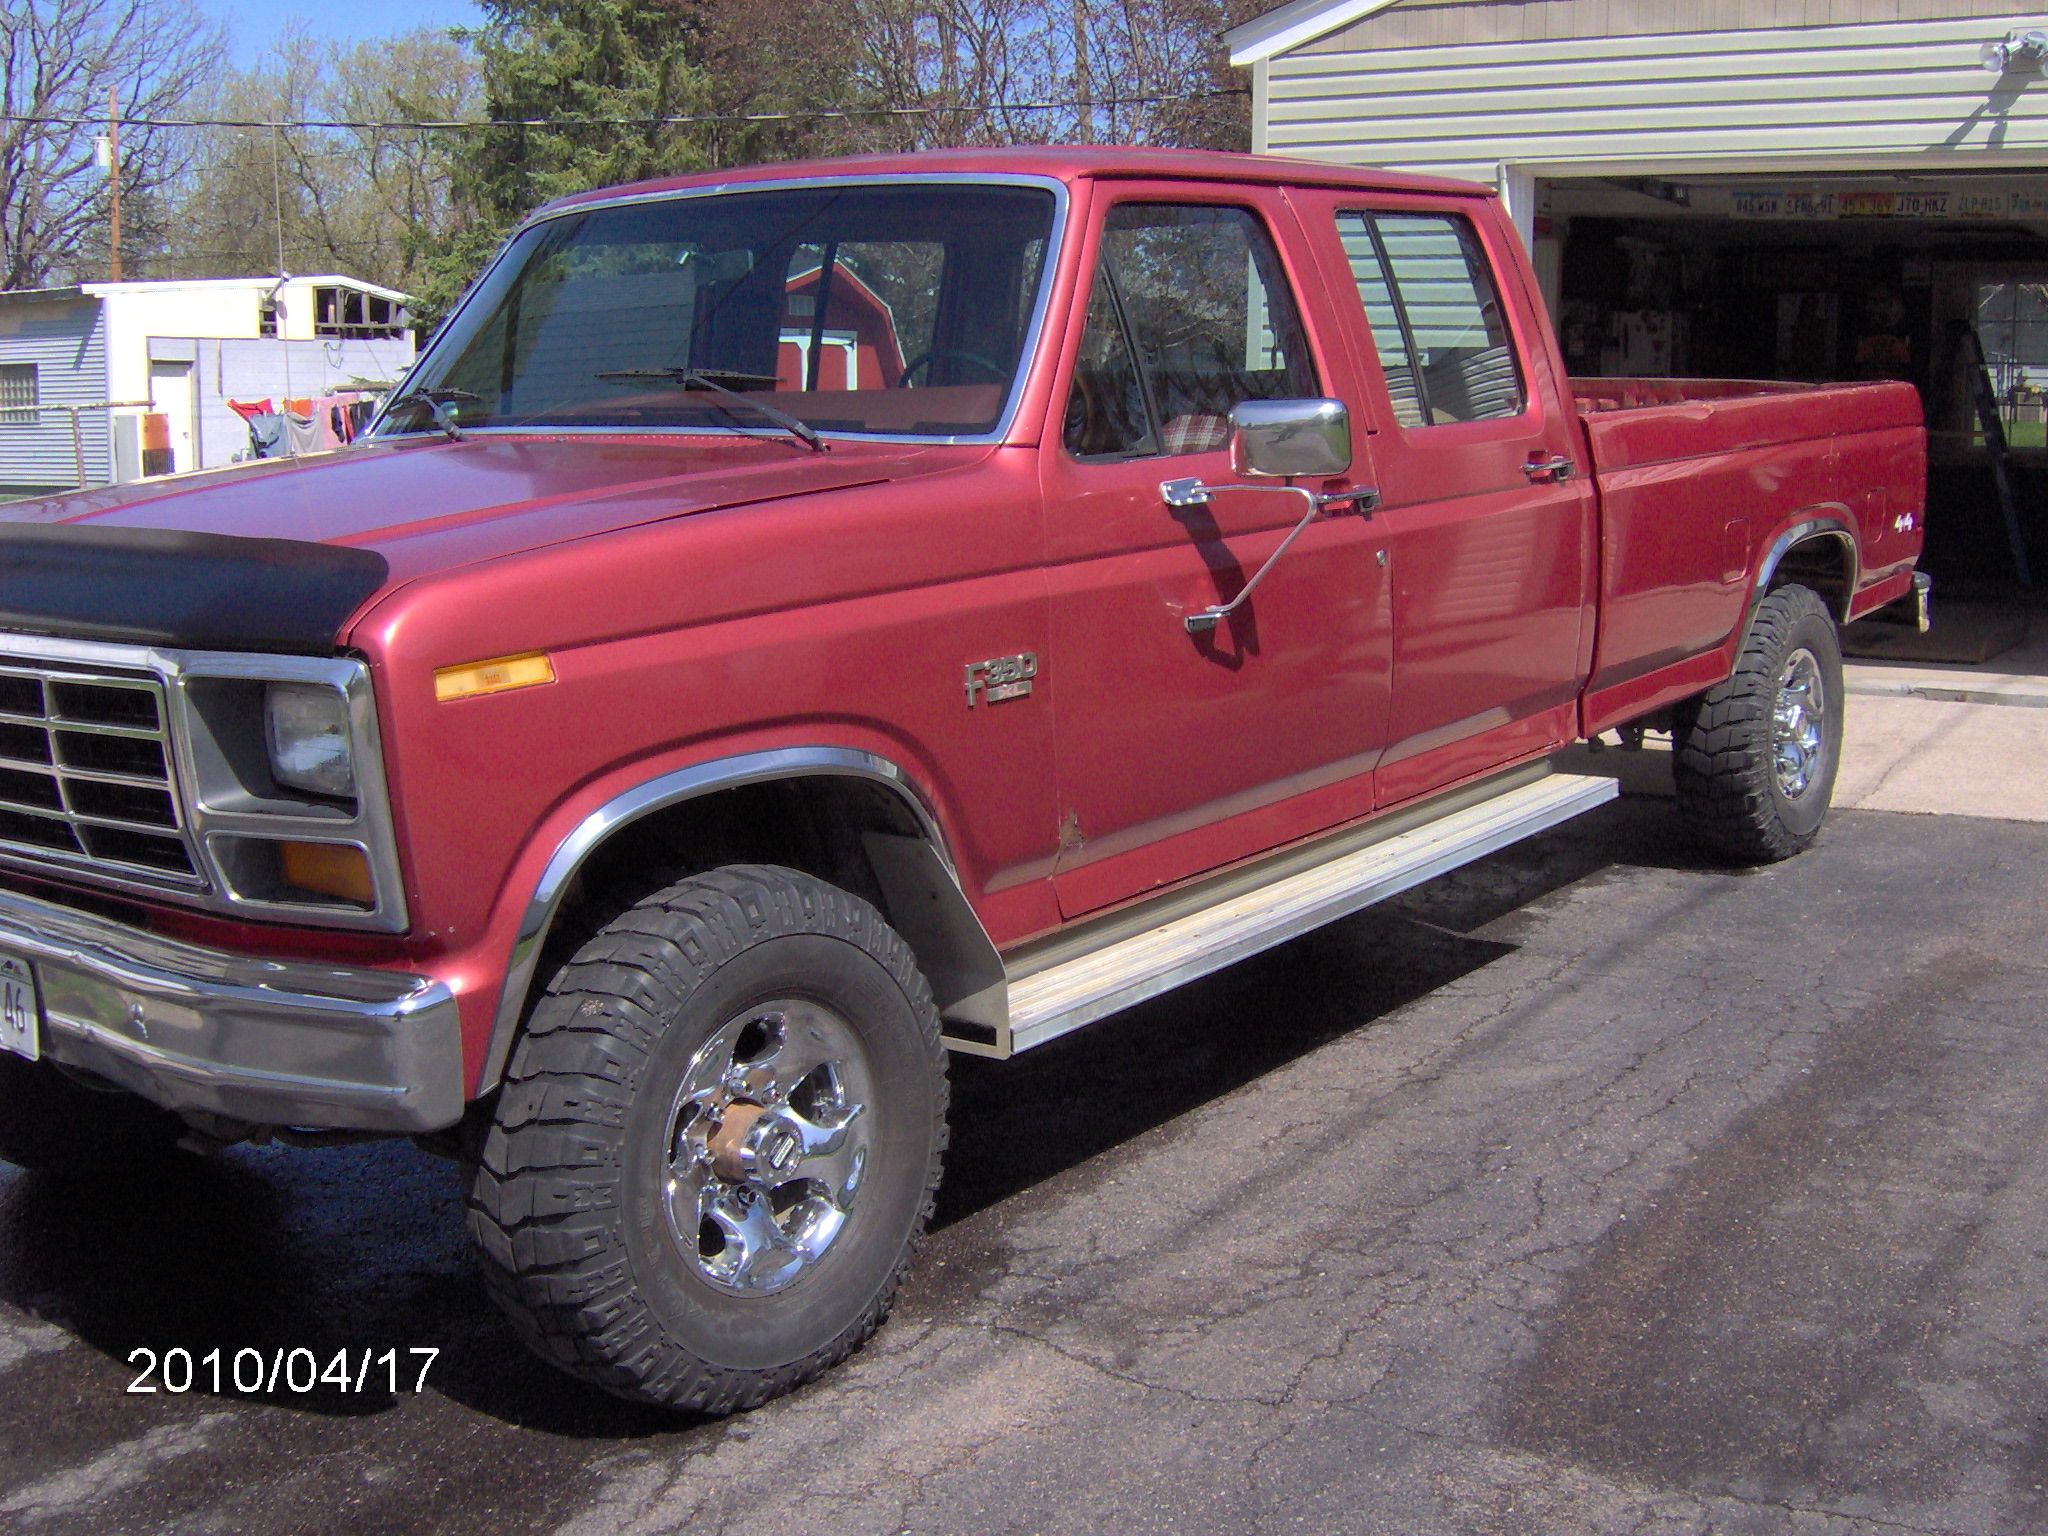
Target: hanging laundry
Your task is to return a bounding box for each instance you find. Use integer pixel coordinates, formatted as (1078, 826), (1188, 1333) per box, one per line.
(243, 413), (288, 459)
(280, 409), (322, 456)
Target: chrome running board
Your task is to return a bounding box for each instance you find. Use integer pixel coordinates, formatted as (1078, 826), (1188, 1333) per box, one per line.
(976, 768), (1619, 1058)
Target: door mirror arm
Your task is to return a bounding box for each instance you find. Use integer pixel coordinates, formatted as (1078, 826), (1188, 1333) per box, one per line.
(1161, 478), (1381, 634)
(1159, 397), (1374, 634)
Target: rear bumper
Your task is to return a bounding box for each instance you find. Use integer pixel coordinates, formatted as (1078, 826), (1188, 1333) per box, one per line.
(0, 887), (462, 1134)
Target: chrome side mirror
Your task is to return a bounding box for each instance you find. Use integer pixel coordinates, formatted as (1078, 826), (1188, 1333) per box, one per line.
(1231, 398), (1351, 479)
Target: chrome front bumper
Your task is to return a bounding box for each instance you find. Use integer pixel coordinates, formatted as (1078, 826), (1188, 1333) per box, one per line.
(0, 887), (462, 1133)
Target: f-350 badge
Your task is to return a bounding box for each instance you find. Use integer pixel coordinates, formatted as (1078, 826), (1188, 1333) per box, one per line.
(964, 652), (1037, 707)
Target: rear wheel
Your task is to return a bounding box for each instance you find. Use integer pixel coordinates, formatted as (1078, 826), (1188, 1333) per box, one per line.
(468, 864), (947, 1414)
(1672, 583), (1844, 864)
(0, 1053), (186, 1176)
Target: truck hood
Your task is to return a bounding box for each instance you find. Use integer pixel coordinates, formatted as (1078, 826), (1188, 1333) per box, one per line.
(0, 434), (971, 653)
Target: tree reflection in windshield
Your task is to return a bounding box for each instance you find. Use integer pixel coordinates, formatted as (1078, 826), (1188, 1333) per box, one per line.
(389, 184), (1056, 440)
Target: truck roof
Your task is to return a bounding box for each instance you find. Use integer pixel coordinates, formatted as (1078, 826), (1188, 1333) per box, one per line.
(531, 146), (1491, 222)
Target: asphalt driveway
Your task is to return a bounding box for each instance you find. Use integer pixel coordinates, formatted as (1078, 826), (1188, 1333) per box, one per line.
(2, 795), (2045, 1535)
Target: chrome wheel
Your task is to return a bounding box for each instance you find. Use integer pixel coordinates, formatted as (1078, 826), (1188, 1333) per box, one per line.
(1773, 646), (1826, 799)
(663, 998), (873, 1297)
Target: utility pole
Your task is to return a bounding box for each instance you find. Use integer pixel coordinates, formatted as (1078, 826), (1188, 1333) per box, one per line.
(107, 87), (121, 282)
(1071, 0), (1093, 144)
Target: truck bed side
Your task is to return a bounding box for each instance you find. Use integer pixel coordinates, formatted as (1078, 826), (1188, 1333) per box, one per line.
(1573, 376), (1926, 737)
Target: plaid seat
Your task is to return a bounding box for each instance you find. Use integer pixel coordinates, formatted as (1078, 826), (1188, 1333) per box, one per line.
(1160, 413), (1231, 455)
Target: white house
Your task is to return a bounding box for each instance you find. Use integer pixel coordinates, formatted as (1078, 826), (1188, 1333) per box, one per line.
(1228, 1), (2048, 573)
(0, 274), (417, 497)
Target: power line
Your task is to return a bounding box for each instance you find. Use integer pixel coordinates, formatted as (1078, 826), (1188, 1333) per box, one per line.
(0, 89), (1249, 134)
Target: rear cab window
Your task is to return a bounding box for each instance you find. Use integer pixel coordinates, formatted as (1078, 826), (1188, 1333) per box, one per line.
(1335, 211), (1526, 429)
(1064, 203), (1318, 460)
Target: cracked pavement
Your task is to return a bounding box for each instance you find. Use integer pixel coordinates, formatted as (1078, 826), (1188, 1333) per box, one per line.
(3, 797), (2047, 1535)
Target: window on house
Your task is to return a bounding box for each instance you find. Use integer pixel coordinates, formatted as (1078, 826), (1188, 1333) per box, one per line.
(1336, 211), (1525, 427)
(312, 286), (406, 339)
(0, 364), (39, 424)
(1064, 203), (1316, 460)
(1972, 278), (2048, 450)
(259, 299), (278, 338)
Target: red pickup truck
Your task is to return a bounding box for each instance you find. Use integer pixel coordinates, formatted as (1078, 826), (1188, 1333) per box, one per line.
(0, 149), (1924, 1413)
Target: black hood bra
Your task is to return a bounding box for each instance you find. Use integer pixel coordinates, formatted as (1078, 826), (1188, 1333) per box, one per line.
(0, 525), (390, 656)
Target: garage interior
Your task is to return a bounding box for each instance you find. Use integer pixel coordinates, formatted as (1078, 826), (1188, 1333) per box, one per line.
(1536, 169), (2047, 592)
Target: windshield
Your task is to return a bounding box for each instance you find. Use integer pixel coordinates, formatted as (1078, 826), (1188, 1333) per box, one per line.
(381, 183), (1058, 440)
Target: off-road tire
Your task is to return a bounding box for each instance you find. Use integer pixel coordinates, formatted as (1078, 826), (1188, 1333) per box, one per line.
(0, 1052), (187, 1175)
(468, 864), (948, 1414)
(1672, 583), (1844, 864)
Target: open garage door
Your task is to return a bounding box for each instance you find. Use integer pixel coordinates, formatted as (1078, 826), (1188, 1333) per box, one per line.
(1535, 168), (2048, 586)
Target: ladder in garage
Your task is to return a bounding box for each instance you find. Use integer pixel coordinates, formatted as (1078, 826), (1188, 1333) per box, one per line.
(1959, 324), (2034, 589)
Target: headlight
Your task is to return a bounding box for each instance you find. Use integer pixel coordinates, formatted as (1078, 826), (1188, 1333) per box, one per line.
(264, 682), (356, 799)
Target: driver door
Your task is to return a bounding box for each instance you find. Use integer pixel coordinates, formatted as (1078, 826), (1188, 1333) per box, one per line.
(1042, 188), (1392, 919)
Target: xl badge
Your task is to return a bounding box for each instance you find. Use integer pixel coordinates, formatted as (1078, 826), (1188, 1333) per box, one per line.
(964, 652), (1037, 707)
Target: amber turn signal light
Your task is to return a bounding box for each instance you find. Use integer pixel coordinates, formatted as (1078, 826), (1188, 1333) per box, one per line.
(434, 652), (556, 702)
(278, 841), (376, 907)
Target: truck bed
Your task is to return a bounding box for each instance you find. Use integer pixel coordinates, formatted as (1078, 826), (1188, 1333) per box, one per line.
(1569, 376), (1926, 736)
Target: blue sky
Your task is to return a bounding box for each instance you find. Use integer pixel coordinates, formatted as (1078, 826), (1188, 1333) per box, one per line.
(208, 0), (487, 67)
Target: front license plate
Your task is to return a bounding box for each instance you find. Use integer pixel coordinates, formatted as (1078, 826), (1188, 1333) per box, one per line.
(0, 953), (41, 1062)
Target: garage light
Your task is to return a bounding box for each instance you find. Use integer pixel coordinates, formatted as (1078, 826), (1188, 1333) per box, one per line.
(1984, 29), (2048, 73)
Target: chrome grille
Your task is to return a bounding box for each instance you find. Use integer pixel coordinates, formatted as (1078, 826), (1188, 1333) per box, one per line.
(0, 658), (199, 886)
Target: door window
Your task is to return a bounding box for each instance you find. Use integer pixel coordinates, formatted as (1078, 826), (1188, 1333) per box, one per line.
(1064, 203), (1315, 459)
(1336, 212), (1525, 427)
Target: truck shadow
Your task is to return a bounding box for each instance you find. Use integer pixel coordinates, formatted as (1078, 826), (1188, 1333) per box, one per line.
(936, 794), (1704, 1230)
(0, 796), (1710, 1442)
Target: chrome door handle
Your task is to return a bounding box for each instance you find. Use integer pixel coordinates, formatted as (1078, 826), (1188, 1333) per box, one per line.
(1524, 453), (1575, 484)
(1160, 477), (1379, 515)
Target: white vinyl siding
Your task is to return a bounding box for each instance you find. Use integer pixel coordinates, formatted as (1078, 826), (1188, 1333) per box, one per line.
(0, 299), (111, 491)
(1265, 11), (2048, 186)
(1292, 0), (2034, 53)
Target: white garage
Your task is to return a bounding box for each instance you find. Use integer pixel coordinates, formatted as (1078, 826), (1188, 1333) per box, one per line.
(1228, 0), (2048, 584)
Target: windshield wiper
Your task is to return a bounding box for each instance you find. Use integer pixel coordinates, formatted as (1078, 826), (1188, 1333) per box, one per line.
(594, 368), (826, 453)
(382, 387), (479, 441)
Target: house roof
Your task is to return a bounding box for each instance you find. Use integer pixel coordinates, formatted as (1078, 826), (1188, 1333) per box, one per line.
(0, 274), (411, 306)
(1225, 0), (1405, 66)
(81, 275), (411, 304)
(0, 285), (90, 306)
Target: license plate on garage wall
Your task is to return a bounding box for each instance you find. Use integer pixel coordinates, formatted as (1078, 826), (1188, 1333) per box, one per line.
(0, 953), (40, 1062)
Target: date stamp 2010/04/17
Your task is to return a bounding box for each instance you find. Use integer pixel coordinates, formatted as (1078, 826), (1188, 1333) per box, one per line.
(127, 1347), (439, 1397)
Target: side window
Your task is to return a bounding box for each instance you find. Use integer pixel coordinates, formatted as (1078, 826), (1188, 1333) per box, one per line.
(1336, 211), (1525, 427)
(1064, 271), (1155, 457)
(1064, 203), (1316, 460)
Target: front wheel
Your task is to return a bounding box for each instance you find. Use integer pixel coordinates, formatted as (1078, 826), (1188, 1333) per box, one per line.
(1672, 583), (1845, 864)
(468, 865), (948, 1414)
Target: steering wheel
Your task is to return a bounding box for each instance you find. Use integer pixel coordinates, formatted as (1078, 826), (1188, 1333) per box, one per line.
(898, 348), (1009, 387)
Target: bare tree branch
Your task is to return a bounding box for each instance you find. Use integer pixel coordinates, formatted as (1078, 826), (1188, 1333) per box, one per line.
(0, 0), (224, 287)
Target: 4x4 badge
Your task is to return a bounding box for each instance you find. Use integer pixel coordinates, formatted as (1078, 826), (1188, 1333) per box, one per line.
(964, 652), (1037, 707)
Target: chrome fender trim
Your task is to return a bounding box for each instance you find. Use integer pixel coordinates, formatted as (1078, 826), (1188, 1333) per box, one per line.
(1750, 511), (1859, 619)
(478, 747), (1003, 1093)
(1732, 511), (1859, 662)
